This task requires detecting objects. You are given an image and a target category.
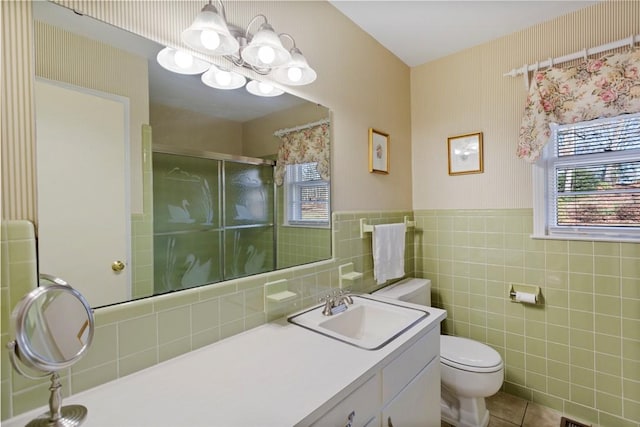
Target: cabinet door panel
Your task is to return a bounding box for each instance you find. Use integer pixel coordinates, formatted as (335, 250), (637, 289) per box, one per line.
(382, 361), (440, 427)
(382, 327), (439, 403)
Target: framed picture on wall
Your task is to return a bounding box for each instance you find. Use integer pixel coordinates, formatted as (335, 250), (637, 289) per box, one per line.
(368, 128), (389, 174)
(447, 132), (483, 175)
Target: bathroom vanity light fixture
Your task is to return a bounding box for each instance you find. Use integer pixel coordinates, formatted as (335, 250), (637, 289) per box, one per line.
(236, 15), (292, 70)
(271, 34), (317, 86)
(181, 1), (239, 56)
(245, 80), (284, 97)
(201, 64), (247, 89)
(156, 47), (210, 75)
(156, 0), (317, 96)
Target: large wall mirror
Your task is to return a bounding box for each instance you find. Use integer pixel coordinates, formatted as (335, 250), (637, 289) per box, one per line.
(33, 1), (332, 309)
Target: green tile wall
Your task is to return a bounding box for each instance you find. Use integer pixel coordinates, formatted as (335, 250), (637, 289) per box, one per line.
(331, 210), (416, 291)
(276, 184), (331, 269)
(3, 210), (637, 426)
(414, 209), (640, 427)
(1, 221), (39, 420)
(130, 124), (154, 299)
(1, 210), (412, 420)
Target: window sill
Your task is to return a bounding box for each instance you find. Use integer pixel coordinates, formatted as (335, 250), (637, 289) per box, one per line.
(282, 223), (330, 230)
(530, 233), (640, 243)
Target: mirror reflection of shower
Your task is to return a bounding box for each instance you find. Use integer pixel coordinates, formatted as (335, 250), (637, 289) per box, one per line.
(153, 149), (275, 293)
(233, 168), (266, 221)
(165, 167), (213, 225)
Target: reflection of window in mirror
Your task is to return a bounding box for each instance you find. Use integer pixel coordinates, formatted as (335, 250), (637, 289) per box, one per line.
(285, 163), (330, 227)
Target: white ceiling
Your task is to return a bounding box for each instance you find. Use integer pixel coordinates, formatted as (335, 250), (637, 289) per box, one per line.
(329, 1), (599, 67)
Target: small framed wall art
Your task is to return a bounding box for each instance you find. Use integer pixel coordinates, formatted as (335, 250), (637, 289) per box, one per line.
(368, 128), (389, 174)
(447, 132), (483, 175)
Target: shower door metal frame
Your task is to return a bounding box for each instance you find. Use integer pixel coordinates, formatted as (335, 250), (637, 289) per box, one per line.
(153, 145), (277, 284)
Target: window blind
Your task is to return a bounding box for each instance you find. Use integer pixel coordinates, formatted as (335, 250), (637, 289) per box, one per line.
(550, 113), (640, 230)
(286, 162), (330, 225)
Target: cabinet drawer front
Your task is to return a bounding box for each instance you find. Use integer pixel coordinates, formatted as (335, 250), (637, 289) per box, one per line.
(382, 327), (439, 403)
(311, 374), (381, 427)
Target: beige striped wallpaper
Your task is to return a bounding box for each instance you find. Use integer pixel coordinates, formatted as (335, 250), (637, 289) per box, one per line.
(34, 21), (149, 213)
(1, 0), (414, 218)
(411, 0), (640, 210)
(1, 1), (37, 221)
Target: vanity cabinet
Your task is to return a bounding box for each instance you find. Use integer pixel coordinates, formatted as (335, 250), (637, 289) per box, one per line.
(310, 327), (440, 427)
(381, 326), (440, 427)
(310, 374), (380, 427)
(2, 301), (446, 427)
(382, 361), (440, 427)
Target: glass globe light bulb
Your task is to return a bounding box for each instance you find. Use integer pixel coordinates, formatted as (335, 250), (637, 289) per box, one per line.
(257, 45), (275, 64)
(287, 67), (303, 82)
(215, 70), (232, 87)
(174, 50), (194, 69)
(200, 30), (221, 50)
(258, 82), (273, 94)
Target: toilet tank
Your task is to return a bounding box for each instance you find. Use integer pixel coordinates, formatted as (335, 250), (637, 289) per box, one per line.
(373, 278), (432, 306)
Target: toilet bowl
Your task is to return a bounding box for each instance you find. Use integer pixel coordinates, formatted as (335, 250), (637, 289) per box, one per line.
(374, 278), (504, 427)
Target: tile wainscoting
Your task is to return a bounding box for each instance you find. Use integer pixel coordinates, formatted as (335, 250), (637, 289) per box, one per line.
(0, 210), (412, 420)
(415, 209), (639, 427)
(3, 208), (637, 426)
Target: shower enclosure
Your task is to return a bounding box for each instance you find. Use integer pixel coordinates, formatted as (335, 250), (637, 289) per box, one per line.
(152, 147), (275, 294)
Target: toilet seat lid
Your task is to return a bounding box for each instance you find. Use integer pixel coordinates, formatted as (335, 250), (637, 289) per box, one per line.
(440, 335), (503, 373)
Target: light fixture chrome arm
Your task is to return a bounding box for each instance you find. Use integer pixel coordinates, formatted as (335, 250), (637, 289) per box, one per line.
(244, 14), (268, 41)
(227, 53), (271, 75)
(210, 0), (227, 22)
(278, 33), (297, 49)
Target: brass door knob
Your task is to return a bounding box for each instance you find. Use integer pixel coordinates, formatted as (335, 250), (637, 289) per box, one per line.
(111, 261), (125, 272)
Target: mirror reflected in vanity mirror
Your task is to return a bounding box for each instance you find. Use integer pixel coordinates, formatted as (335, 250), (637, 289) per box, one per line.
(32, 1), (332, 308)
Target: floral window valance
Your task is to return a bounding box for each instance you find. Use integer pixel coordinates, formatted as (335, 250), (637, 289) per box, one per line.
(517, 48), (640, 163)
(274, 121), (330, 186)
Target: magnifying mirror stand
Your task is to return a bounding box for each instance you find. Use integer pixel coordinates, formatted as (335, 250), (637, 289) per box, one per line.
(7, 341), (88, 427)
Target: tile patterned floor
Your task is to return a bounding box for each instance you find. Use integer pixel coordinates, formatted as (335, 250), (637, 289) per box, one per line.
(441, 391), (564, 427)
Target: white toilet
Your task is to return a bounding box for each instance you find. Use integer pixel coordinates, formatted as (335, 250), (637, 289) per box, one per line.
(374, 278), (504, 427)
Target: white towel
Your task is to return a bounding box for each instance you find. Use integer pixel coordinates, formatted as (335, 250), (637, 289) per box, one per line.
(372, 223), (406, 285)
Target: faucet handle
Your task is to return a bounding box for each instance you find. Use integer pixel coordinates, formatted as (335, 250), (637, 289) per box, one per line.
(320, 294), (334, 316)
(322, 289), (340, 303)
(341, 294), (354, 305)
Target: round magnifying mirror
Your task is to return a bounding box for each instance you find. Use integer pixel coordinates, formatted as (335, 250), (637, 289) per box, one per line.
(8, 280), (94, 427)
(12, 283), (94, 371)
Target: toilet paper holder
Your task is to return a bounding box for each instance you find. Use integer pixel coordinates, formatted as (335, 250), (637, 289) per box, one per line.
(509, 283), (541, 305)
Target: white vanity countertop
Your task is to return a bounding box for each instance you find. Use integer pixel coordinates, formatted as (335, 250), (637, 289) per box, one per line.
(5, 297), (445, 427)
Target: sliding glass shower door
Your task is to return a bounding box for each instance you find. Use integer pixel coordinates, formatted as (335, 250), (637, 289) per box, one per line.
(224, 161), (274, 280)
(152, 149), (274, 294)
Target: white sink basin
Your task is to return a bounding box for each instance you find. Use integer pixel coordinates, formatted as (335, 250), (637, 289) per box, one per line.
(288, 295), (428, 350)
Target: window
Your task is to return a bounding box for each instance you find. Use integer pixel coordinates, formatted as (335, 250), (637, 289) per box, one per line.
(533, 113), (640, 241)
(284, 162), (330, 227)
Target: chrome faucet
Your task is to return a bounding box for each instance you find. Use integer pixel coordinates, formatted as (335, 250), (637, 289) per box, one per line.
(321, 290), (354, 316)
